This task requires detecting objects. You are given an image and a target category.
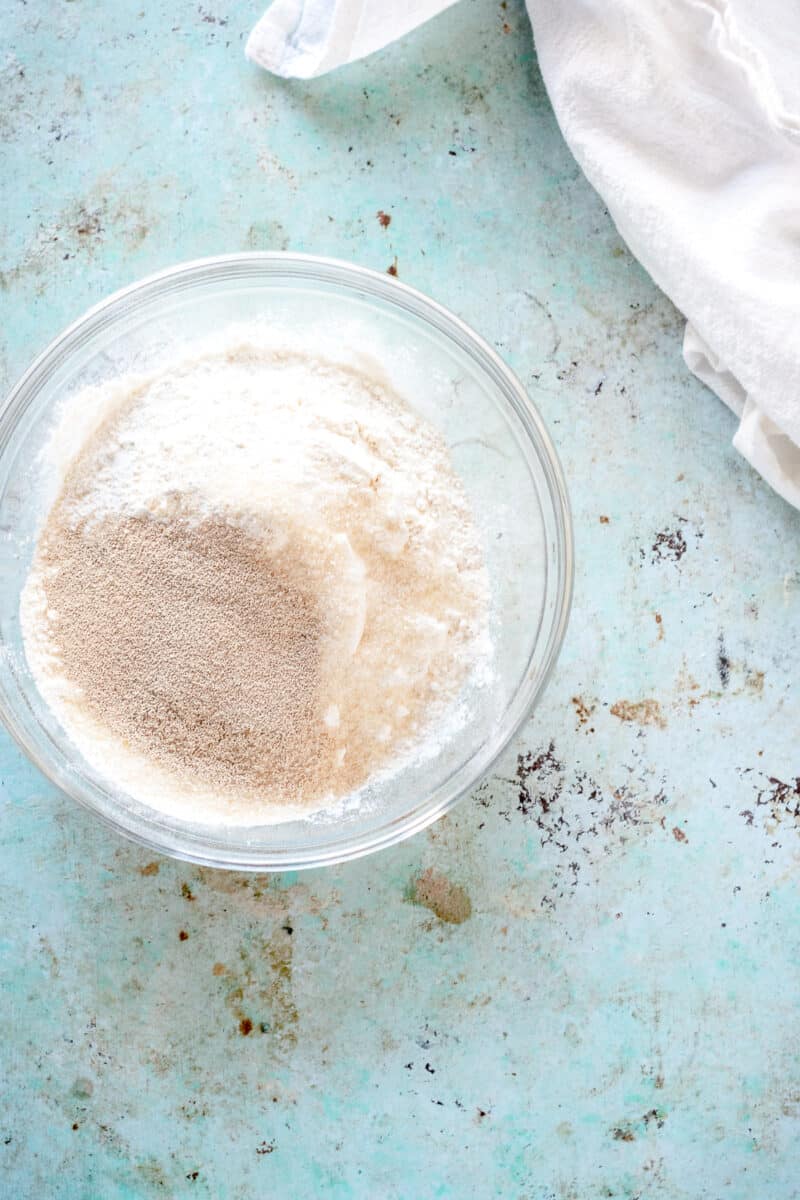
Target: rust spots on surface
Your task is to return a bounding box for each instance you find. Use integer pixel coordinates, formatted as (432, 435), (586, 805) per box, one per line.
(256, 1140), (276, 1155)
(643, 1108), (667, 1129)
(219, 930), (298, 1045)
(179, 929), (189, 941)
(571, 695), (596, 730)
(386, 257), (398, 276)
(75, 207), (104, 239)
(610, 698), (666, 729)
(136, 1160), (170, 1190)
(599, 515), (610, 524)
(265, 928), (297, 1041)
(407, 868), (472, 924)
(677, 651), (765, 710)
(654, 612), (663, 640)
(745, 669), (765, 694)
(376, 209), (391, 228)
(181, 882), (196, 901)
(139, 861), (160, 876)
(756, 775), (800, 822)
(649, 527), (687, 563)
(672, 826), (687, 843)
(0, 193), (154, 292)
(482, 740), (668, 910)
(611, 1109), (666, 1142)
(516, 741), (563, 815)
(39, 934), (60, 978)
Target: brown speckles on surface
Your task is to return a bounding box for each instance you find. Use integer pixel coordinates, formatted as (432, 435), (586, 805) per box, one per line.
(181, 882), (195, 902)
(386, 257), (398, 277)
(611, 1108), (666, 1142)
(219, 929), (298, 1045)
(599, 515), (610, 524)
(481, 741), (668, 909)
(651, 527), (686, 562)
(571, 695), (596, 731)
(178, 930), (189, 941)
(407, 868), (472, 924)
(672, 826), (688, 843)
(643, 1108), (667, 1129)
(376, 209), (391, 228)
(139, 861), (160, 876)
(747, 773), (800, 827)
(655, 612), (663, 640)
(676, 652), (766, 712)
(74, 207), (104, 239)
(256, 152), (297, 189)
(136, 1160), (170, 1190)
(256, 1140), (276, 1155)
(265, 929), (298, 1044)
(516, 741), (563, 815)
(746, 669), (765, 694)
(38, 935), (60, 978)
(645, 515), (706, 565)
(610, 699), (666, 730)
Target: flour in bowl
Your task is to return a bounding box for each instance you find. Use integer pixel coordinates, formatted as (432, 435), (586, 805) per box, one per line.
(20, 326), (491, 824)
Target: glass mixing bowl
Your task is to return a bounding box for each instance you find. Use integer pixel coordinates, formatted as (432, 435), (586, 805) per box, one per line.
(0, 253), (572, 870)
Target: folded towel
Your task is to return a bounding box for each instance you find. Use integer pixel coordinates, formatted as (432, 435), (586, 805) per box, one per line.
(247, 0), (800, 509)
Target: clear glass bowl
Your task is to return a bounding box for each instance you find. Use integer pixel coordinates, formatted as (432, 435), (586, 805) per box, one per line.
(0, 253), (572, 870)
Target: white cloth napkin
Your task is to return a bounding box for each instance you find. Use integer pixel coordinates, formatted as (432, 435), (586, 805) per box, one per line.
(247, 0), (800, 509)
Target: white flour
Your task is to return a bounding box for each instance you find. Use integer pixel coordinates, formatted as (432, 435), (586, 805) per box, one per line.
(21, 326), (491, 825)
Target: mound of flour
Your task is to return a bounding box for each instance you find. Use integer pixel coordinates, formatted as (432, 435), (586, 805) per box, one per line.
(21, 327), (491, 825)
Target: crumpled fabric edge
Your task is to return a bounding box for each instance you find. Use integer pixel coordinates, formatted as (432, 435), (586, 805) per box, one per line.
(685, 325), (800, 507)
(245, 0), (366, 79)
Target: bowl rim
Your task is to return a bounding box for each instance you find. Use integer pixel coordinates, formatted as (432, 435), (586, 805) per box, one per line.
(0, 252), (573, 871)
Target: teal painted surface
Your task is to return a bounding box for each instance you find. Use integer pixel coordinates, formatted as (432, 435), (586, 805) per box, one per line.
(2, 1), (800, 1196)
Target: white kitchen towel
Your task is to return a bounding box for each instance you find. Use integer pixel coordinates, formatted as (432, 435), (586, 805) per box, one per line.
(247, 0), (800, 510)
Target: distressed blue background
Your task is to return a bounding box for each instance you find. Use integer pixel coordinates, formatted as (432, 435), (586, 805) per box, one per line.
(2, 1), (799, 1196)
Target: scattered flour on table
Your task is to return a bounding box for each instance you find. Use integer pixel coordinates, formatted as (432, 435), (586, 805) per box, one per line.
(21, 327), (491, 824)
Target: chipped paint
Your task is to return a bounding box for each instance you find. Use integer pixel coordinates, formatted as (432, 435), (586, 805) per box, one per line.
(610, 698), (667, 729)
(407, 868), (472, 924)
